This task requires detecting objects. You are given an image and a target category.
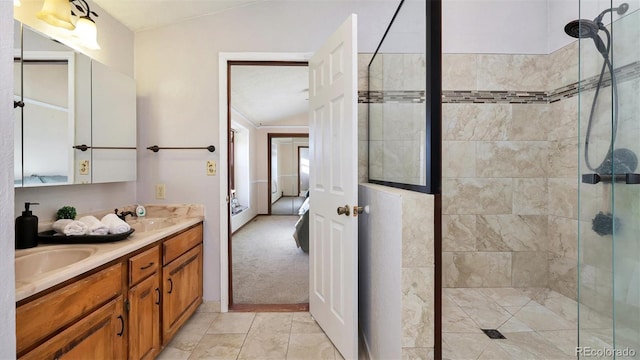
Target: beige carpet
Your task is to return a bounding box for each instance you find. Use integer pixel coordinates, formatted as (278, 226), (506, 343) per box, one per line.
(232, 215), (309, 304)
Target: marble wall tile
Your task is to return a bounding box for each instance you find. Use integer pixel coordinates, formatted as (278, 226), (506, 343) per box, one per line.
(359, 140), (368, 184)
(383, 103), (425, 141)
(358, 53), (373, 91)
(476, 215), (547, 252)
(548, 96), (578, 141)
(401, 347), (434, 360)
(382, 54), (406, 91)
(476, 141), (548, 178)
(513, 178), (548, 215)
(442, 215), (476, 252)
(548, 216), (578, 259)
(442, 252), (512, 288)
(509, 104), (551, 141)
(512, 251), (548, 287)
(368, 55), (383, 91)
(368, 140), (383, 179)
(547, 41), (579, 91)
(548, 254), (578, 300)
(402, 193), (434, 268)
(442, 54), (477, 91)
(403, 54), (426, 91)
(358, 103), (368, 141)
(442, 178), (513, 215)
(548, 178), (578, 218)
(369, 103), (383, 141)
(442, 141), (475, 178)
(402, 267), (434, 348)
(548, 137), (579, 178)
(477, 54), (549, 91)
(442, 103), (510, 141)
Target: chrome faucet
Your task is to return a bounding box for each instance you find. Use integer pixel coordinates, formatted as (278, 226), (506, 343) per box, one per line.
(114, 208), (136, 221)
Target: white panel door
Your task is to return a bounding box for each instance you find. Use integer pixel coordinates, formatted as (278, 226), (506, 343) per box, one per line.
(308, 14), (358, 360)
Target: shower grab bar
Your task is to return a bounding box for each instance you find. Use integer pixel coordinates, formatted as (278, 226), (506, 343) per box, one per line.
(581, 173), (640, 185)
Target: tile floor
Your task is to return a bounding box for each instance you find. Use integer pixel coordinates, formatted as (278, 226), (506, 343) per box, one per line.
(157, 308), (343, 360)
(443, 287), (616, 360)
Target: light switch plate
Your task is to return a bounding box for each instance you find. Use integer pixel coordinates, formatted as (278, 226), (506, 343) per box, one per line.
(156, 184), (166, 199)
(79, 160), (90, 175)
(207, 160), (216, 176)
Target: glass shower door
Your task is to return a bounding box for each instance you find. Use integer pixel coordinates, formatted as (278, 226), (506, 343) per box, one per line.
(578, 1), (640, 358)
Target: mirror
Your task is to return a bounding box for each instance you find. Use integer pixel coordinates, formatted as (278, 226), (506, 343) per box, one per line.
(14, 22), (84, 187)
(270, 136), (310, 215)
(13, 21), (135, 186)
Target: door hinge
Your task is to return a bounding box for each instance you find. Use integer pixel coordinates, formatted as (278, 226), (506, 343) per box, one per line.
(125, 298), (130, 313)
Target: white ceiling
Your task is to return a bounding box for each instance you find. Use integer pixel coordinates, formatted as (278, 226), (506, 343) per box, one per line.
(87, 0), (309, 127)
(92, 0), (268, 32)
(231, 65), (309, 127)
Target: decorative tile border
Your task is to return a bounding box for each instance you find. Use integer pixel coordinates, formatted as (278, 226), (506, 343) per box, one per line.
(359, 60), (640, 105)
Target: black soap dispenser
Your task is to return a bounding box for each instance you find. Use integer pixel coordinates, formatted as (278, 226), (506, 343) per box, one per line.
(15, 202), (40, 249)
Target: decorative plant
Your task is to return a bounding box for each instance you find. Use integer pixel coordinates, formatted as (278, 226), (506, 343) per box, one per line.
(56, 206), (77, 220)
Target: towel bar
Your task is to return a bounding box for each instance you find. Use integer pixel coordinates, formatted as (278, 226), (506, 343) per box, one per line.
(146, 145), (216, 153)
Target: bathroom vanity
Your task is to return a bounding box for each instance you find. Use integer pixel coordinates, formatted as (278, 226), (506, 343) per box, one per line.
(15, 213), (203, 360)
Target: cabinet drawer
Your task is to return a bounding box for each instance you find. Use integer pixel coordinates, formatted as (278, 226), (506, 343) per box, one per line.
(129, 245), (160, 286)
(16, 263), (123, 356)
(163, 224), (202, 265)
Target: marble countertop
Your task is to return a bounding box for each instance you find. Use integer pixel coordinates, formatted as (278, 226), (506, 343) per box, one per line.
(15, 204), (204, 302)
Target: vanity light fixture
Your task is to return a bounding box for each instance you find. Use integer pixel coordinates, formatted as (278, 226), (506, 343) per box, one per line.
(37, 0), (75, 30)
(14, 0), (21, 7)
(70, 0), (100, 50)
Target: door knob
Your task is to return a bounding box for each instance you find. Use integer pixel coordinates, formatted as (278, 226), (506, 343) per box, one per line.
(337, 205), (350, 216)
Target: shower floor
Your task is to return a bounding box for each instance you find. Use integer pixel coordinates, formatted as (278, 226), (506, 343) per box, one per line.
(443, 287), (615, 359)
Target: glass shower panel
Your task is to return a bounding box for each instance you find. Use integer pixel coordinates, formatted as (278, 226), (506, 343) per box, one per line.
(610, 5), (640, 356)
(578, 1), (640, 357)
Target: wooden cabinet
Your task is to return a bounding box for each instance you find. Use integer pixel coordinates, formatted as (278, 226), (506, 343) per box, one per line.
(129, 272), (161, 360)
(21, 296), (126, 360)
(162, 243), (203, 343)
(16, 222), (203, 359)
(17, 264), (124, 358)
(128, 245), (161, 360)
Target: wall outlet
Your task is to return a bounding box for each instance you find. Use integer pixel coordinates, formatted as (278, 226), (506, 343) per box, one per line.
(79, 160), (90, 175)
(156, 184), (166, 199)
(207, 160), (216, 176)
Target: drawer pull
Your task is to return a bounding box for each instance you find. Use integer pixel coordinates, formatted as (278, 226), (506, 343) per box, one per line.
(140, 262), (154, 270)
(155, 288), (160, 305)
(117, 315), (124, 336)
(167, 278), (173, 294)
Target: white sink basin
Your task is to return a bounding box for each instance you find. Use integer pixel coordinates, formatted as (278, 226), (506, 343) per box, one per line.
(15, 246), (97, 283)
(128, 218), (177, 232)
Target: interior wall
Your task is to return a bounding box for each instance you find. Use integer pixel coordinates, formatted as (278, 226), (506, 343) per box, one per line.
(441, 41), (580, 298)
(0, 3), (16, 358)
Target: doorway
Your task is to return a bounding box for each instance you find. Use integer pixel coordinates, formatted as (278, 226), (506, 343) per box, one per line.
(226, 61), (310, 311)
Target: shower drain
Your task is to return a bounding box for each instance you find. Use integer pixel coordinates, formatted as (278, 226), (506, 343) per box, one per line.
(481, 329), (506, 339)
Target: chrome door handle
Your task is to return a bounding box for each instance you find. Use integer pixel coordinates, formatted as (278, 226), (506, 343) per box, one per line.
(337, 205), (350, 216)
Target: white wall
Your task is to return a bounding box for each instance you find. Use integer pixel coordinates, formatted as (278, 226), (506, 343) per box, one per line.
(230, 115), (256, 233)
(1, 3), (16, 358)
(13, 0), (135, 222)
(441, 0), (640, 55)
(358, 184), (402, 359)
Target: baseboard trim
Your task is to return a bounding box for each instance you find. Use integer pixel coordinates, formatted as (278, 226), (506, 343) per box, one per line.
(229, 303), (309, 312)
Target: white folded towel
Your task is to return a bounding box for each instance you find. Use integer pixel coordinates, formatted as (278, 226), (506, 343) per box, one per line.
(101, 213), (131, 234)
(78, 215), (109, 235)
(53, 219), (88, 236)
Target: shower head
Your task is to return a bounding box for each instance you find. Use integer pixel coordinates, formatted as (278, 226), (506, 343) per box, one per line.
(564, 19), (607, 54)
(594, 3), (629, 24)
(564, 19), (600, 39)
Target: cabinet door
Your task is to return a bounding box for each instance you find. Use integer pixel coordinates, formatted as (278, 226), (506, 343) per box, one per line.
(162, 244), (203, 343)
(129, 273), (161, 360)
(20, 296), (125, 360)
